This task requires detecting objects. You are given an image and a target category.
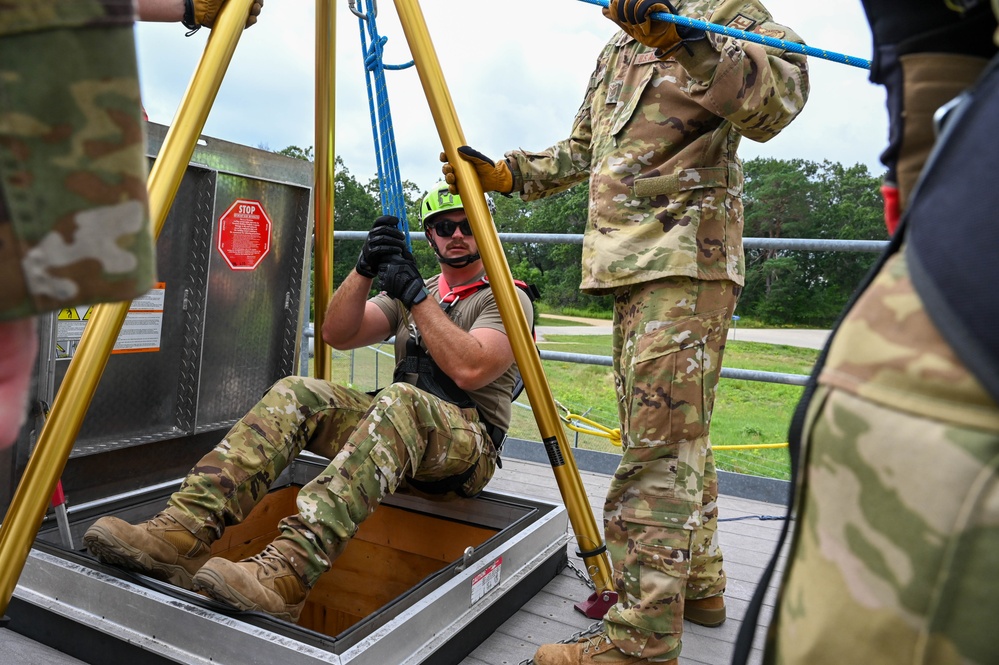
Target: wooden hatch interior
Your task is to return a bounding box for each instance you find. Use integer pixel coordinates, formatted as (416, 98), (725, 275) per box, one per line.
(207, 485), (499, 636)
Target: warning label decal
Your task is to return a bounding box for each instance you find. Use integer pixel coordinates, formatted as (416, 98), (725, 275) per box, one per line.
(56, 283), (166, 359)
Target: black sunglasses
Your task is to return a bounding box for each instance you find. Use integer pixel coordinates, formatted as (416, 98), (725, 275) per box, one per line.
(430, 218), (473, 238)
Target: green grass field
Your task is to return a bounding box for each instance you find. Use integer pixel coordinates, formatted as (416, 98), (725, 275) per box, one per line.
(323, 334), (816, 481)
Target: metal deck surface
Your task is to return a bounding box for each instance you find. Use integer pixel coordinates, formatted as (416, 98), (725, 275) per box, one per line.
(0, 457), (786, 665)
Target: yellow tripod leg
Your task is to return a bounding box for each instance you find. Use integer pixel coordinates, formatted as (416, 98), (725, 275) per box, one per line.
(393, 0), (616, 612)
(313, 0), (337, 381)
(0, 0), (258, 616)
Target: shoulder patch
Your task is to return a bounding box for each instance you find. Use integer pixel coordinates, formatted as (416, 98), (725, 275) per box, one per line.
(754, 25), (786, 40)
(727, 14), (757, 31)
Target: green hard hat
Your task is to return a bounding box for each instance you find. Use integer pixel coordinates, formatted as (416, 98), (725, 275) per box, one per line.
(420, 182), (462, 228)
(420, 182), (495, 228)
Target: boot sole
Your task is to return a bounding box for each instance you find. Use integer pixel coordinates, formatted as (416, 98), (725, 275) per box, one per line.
(192, 566), (301, 622)
(83, 524), (196, 591)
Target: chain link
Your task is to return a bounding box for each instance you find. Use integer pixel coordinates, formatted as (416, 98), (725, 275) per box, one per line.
(565, 557), (596, 590)
(515, 539), (605, 664)
(517, 621), (605, 665)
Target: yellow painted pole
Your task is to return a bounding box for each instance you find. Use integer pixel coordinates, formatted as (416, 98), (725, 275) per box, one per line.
(313, 0), (335, 381)
(0, 0), (256, 615)
(392, 0), (614, 600)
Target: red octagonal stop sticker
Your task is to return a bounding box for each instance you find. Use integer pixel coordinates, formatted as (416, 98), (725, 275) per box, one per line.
(217, 199), (272, 270)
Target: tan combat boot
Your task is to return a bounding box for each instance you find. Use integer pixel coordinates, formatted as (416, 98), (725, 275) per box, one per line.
(192, 541), (309, 621)
(533, 632), (678, 665)
(83, 513), (211, 590)
(684, 594), (726, 627)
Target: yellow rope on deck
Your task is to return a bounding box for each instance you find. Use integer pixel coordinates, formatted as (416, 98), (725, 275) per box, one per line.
(556, 401), (622, 447)
(555, 401), (789, 451)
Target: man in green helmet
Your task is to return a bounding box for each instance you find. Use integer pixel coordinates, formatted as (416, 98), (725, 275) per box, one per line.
(83, 185), (533, 620)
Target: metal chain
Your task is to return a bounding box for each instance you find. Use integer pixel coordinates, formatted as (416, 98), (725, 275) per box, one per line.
(517, 621), (605, 665)
(565, 557), (596, 590)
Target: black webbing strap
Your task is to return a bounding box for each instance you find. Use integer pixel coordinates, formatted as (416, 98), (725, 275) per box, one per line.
(406, 464), (479, 497)
(906, 55), (999, 404)
(395, 337), (477, 409)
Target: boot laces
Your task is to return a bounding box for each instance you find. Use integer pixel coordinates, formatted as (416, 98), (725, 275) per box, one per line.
(581, 632), (612, 653)
(148, 513), (178, 529)
(249, 544), (291, 573)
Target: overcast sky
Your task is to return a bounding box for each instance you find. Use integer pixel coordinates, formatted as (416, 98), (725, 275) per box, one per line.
(135, 0), (888, 196)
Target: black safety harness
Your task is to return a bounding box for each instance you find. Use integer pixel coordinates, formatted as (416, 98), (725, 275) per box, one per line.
(397, 274), (540, 497)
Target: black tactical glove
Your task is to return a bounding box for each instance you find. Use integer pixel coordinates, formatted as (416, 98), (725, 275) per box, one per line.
(356, 215), (407, 279)
(378, 254), (428, 309)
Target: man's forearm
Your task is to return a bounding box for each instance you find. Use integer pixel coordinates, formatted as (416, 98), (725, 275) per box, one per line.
(321, 270), (374, 346)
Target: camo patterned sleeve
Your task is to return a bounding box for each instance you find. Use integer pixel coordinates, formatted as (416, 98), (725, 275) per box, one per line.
(503, 0), (809, 292)
(502, 51), (597, 201)
(0, 0), (153, 320)
(0, 1), (136, 36)
(672, 0), (809, 143)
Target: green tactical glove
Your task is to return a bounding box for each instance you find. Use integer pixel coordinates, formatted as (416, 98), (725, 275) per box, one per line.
(192, 0), (264, 29)
(603, 0), (693, 54)
(356, 215), (407, 279)
(440, 146), (514, 195)
(378, 254), (428, 309)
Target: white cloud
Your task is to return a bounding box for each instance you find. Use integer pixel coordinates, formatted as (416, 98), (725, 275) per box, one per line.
(135, 0), (888, 198)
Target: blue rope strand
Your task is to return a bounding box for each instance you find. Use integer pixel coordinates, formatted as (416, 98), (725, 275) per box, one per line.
(578, 0), (871, 70)
(357, 24), (387, 211)
(354, 0), (415, 245)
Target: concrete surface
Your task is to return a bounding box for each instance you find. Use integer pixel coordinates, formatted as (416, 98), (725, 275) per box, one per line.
(536, 314), (830, 350)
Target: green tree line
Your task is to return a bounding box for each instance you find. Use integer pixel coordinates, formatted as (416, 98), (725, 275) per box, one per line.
(284, 147), (886, 327)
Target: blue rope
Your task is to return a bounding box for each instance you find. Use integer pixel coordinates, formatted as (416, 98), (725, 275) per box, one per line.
(578, 0), (871, 70)
(354, 0), (416, 245)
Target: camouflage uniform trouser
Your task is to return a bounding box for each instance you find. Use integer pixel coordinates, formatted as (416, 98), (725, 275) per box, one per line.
(604, 277), (738, 659)
(164, 376), (496, 587)
(765, 250), (999, 664)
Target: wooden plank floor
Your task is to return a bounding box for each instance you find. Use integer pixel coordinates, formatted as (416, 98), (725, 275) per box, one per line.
(463, 457), (788, 665)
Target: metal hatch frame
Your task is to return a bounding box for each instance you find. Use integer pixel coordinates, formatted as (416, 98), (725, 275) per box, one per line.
(12, 454), (569, 665)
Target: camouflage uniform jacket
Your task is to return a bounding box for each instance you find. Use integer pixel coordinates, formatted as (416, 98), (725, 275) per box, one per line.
(504, 0), (809, 293)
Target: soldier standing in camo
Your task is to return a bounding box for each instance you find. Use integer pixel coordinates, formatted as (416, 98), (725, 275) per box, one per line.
(442, 1), (808, 662)
(0, 0), (263, 449)
(84, 189), (534, 621)
(751, 1), (999, 664)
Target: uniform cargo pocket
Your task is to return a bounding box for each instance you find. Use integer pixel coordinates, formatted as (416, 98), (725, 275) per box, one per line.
(607, 64), (656, 137)
(627, 308), (729, 448)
